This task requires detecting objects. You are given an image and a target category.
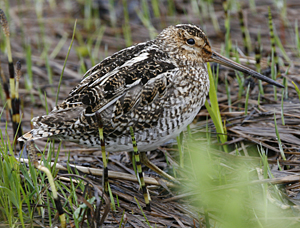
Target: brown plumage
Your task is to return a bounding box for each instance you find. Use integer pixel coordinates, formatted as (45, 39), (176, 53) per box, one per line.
(19, 24), (283, 153)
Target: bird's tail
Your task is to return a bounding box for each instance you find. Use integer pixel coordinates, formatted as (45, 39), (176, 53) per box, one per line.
(18, 115), (59, 142)
(18, 129), (47, 142)
(18, 105), (86, 143)
(18, 130), (34, 142)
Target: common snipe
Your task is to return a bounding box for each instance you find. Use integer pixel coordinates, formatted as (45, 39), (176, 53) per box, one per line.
(19, 24), (283, 210)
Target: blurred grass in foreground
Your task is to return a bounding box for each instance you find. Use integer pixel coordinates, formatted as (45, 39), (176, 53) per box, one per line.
(184, 133), (299, 228)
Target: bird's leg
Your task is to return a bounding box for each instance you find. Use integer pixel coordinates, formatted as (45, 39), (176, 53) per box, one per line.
(140, 152), (178, 184)
(129, 127), (151, 211)
(96, 113), (109, 194)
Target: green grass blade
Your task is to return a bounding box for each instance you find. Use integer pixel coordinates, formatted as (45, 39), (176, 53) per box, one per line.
(205, 62), (227, 151)
(273, 113), (286, 160)
(134, 197), (151, 227)
(244, 83), (250, 115)
(281, 89), (285, 125)
(291, 81), (300, 100)
(55, 19), (77, 105)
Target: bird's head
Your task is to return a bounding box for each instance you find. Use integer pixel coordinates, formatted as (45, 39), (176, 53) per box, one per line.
(157, 24), (283, 88)
(157, 24), (212, 64)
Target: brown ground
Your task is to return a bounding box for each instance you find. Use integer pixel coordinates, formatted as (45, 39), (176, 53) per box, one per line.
(1, 0), (300, 227)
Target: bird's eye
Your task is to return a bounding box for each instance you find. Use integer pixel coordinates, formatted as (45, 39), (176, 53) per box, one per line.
(186, 38), (195, 45)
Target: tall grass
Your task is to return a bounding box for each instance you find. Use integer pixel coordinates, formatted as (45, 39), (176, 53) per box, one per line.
(205, 62), (228, 152)
(55, 20), (77, 105)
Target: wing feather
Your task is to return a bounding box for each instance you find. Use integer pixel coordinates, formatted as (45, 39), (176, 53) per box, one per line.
(20, 41), (178, 141)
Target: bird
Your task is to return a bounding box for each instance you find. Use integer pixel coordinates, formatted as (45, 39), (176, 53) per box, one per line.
(19, 24), (283, 211)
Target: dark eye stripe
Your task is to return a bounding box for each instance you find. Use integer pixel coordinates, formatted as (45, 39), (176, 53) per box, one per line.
(204, 47), (211, 54)
(186, 38), (195, 45)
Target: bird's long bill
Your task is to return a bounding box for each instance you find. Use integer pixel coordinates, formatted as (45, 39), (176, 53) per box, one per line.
(209, 51), (284, 88)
